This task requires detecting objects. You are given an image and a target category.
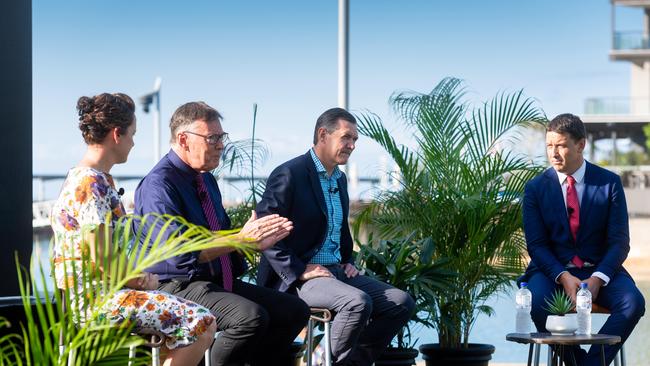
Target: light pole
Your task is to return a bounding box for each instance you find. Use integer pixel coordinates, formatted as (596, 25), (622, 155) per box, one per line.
(139, 77), (162, 163)
(338, 0), (349, 110)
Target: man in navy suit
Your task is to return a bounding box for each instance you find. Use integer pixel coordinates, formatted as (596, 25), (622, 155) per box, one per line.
(256, 108), (414, 366)
(522, 113), (645, 366)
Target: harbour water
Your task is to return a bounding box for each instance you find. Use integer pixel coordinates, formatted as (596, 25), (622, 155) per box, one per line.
(31, 236), (650, 365)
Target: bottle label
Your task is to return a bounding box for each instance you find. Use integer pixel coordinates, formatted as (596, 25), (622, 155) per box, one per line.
(577, 297), (590, 309)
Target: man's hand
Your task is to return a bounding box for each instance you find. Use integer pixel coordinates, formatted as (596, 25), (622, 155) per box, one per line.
(340, 263), (359, 278)
(299, 264), (334, 281)
(558, 272), (582, 304)
(240, 211), (294, 251)
(136, 272), (159, 290)
(584, 276), (604, 301)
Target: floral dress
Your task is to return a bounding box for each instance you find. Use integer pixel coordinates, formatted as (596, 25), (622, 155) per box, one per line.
(51, 167), (215, 349)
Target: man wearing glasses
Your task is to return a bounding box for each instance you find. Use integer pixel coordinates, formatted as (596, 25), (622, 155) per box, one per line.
(134, 101), (310, 366)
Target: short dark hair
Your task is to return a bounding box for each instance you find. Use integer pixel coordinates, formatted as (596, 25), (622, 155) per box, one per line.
(170, 101), (223, 143)
(547, 113), (586, 141)
(313, 107), (357, 145)
(77, 93), (135, 144)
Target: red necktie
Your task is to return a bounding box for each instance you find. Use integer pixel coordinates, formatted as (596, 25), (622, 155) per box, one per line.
(197, 173), (233, 291)
(566, 175), (583, 268)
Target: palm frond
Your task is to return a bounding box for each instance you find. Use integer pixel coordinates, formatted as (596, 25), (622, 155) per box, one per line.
(0, 213), (251, 365)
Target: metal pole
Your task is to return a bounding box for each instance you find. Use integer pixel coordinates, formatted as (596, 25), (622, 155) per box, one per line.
(612, 130), (618, 166)
(611, 1), (616, 50)
(153, 77), (162, 162)
(338, 0), (349, 110)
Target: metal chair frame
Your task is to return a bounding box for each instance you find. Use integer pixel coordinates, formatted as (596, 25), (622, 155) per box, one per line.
(306, 307), (333, 366)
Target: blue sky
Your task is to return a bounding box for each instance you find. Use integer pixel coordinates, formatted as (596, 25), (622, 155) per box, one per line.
(33, 0), (638, 184)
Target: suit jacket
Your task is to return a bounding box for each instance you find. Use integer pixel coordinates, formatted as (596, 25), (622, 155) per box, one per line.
(522, 161), (630, 282)
(256, 151), (354, 292)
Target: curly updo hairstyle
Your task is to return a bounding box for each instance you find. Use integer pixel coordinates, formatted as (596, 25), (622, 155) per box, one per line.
(77, 93), (135, 144)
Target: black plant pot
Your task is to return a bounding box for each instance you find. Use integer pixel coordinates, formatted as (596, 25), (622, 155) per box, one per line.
(419, 343), (495, 366)
(374, 347), (419, 366)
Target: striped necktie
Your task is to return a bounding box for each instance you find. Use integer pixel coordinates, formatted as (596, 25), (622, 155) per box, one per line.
(566, 175), (584, 268)
(196, 172), (233, 291)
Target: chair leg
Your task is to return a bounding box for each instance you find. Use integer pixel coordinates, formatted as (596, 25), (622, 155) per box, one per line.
(128, 344), (136, 366)
(533, 343), (540, 366)
(67, 348), (76, 366)
(152, 346), (160, 366)
(547, 345), (553, 366)
(323, 321), (332, 366)
(306, 319), (314, 366)
(204, 348), (211, 366)
(620, 344), (626, 366)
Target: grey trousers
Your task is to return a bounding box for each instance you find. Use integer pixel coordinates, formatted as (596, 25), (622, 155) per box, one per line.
(296, 265), (415, 366)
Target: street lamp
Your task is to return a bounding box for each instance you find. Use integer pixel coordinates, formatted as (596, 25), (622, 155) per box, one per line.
(139, 77), (162, 163)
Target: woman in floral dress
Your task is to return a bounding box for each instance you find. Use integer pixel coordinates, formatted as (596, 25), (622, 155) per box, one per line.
(50, 92), (216, 366)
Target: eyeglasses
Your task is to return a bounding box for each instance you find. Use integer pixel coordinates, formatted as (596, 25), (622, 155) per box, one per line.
(183, 131), (229, 145)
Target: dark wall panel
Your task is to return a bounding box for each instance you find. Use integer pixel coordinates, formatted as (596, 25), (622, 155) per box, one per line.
(0, 0), (33, 296)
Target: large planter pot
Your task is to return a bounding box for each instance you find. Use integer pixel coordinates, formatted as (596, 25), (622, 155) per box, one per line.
(374, 347), (419, 366)
(419, 343), (495, 366)
(545, 314), (577, 335)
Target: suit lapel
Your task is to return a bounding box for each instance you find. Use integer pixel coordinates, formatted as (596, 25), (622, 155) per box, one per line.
(305, 152), (327, 215)
(576, 162), (595, 244)
(338, 174), (349, 219)
(544, 168), (572, 242)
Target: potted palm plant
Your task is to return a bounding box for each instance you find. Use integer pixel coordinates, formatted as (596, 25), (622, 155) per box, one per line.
(355, 77), (545, 366)
(355, 232), (453, 366)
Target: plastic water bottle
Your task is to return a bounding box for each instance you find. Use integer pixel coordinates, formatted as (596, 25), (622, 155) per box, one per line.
(576, 282), (592, 335)
(515, 282), (532, 333)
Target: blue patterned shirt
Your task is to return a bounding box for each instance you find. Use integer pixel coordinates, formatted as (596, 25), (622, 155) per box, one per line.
(309, 148), (343, 265)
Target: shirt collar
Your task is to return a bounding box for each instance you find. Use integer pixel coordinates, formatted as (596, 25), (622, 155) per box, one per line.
(556, 159), (586, 185)
(310, 148), (342, 179)
(167, 149), (201, 181)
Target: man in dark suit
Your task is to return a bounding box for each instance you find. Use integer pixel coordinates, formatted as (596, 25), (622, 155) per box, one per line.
(256, 108), (414, 366)
(522, 113), (645, 366)
(134, 101), (310, 366)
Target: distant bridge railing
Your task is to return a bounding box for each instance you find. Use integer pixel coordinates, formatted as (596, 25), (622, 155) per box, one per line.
(33, 173), (387, 229)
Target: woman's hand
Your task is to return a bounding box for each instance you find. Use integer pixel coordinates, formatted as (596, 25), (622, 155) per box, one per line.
(239, 211), (293, 251)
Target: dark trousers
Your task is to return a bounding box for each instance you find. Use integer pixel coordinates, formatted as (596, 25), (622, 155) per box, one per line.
(527, 268), (645, 366)
(158, 278), (310, 366)
(296, 265), (415, 366)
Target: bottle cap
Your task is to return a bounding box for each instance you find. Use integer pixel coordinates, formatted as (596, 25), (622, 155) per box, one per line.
(580, 282), (588, 289)
(520, 282), (527, 288)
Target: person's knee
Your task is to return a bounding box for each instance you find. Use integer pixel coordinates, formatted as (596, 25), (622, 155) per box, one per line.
(236, 303), (271, 334)
(396, 290), (415, 317)
(292, 298), (311, 325)
(622, 290), (646, 321)
(199, 320), (218, 349)
(346, 292), (373, 315)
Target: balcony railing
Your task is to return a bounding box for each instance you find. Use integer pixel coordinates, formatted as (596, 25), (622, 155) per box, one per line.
(613, 31), (650, 50)
(584, 97), (650, 115)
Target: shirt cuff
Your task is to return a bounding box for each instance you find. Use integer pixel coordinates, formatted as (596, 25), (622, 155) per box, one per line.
(555, 270), (567, 284)
(591, 271), (610, 286)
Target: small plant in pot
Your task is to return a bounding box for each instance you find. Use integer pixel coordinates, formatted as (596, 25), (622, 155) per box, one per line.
(544, 289), (577, 335)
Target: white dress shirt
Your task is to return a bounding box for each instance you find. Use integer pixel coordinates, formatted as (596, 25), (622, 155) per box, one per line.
(555, 160), (610, 285)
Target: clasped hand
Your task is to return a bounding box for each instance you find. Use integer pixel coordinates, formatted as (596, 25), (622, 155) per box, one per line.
(132, 272), (159, 290)
(558, 272), (604, 304)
